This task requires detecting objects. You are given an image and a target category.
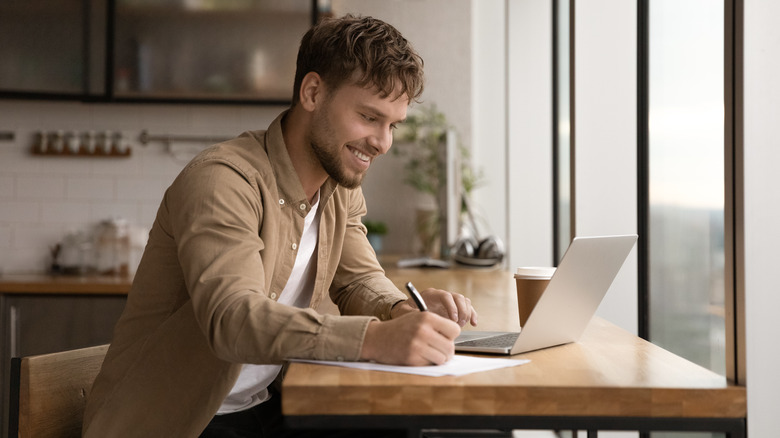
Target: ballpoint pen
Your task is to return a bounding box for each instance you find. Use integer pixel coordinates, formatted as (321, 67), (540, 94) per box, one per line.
(405, 282), (428, 312)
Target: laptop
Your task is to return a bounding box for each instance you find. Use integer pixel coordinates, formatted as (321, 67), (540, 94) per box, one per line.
(454, 234), (638, 355)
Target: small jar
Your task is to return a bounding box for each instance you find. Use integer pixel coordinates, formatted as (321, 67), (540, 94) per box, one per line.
(113, 131), (127, 154)
(83, 131), (96, 154)
(51, 130), (64, 153)
(66, 131), (80, 154)
(95, 218), (130, 276)
(101, 131), (113, 154)
(35, 131), (48, 154)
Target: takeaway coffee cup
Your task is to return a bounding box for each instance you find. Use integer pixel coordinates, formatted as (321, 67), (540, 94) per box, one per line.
(514, 267), (556, 327)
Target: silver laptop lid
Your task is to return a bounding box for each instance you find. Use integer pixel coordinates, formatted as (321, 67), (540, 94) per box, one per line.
(509, 234), (637, 354)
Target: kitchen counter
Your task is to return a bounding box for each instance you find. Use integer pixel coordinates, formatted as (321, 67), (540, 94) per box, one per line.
(0, 255), (464, 296)
(0, 274), (132, 295)
(0, 274), (131, 434)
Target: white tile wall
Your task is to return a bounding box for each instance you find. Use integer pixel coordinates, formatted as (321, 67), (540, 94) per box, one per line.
(0, 99), (285, 274)
(66, 176), (115, 200)
(0, 226), (11, 250)
(0, 201), (39, 223)
(17, 174), (68, 199)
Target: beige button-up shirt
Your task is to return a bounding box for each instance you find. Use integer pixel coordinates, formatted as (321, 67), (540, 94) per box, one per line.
(83, 112), (408, 437)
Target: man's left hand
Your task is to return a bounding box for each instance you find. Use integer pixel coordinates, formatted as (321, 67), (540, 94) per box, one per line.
(392, 287), (478, 327)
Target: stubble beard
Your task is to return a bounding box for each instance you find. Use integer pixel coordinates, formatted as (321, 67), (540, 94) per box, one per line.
(309, 113), (366, 190)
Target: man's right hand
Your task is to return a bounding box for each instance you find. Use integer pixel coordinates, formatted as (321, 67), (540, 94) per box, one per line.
(359, 311), (461, 366)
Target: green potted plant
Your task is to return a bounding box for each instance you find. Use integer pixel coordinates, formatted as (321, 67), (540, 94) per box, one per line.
(363, 219), (388, 254)
(393, 104), (482, 257)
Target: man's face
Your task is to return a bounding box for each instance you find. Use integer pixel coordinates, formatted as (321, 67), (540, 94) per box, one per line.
(308, 82), (409, 189)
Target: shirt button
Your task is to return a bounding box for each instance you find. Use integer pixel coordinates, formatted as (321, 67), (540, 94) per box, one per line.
(270, 292), (277, 299)
(291, 243), (298, 250)
(299, 203), (306, 210)
(279, 199), (285, 205)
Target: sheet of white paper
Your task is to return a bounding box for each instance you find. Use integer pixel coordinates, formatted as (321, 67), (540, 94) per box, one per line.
(290, 355), (530, 377)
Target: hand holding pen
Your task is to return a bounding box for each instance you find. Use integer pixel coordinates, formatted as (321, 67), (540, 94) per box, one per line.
(405, 282), (478, 327)
(359, 282), (469, 366)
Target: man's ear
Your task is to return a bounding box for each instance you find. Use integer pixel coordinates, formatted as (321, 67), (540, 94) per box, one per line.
(299, 72), (324, 112)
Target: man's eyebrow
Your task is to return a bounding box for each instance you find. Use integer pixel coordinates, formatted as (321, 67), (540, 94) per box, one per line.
(359, 105), (405, 124)
(358, 104), (385, 117)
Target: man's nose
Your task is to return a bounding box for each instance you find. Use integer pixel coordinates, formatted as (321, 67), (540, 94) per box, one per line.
(368, 126), (393, 155)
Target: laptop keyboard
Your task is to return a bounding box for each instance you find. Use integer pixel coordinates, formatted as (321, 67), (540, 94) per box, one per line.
(455, 332), (520, 347)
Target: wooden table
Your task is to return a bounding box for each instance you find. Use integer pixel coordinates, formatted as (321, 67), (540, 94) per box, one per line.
(282, 266), (747, 437)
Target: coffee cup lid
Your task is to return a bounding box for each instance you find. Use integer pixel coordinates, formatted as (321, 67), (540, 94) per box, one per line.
(514, 267), (556, 279)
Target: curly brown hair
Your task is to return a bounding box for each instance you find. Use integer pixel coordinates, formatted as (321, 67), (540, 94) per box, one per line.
(292, 14), (425, 105)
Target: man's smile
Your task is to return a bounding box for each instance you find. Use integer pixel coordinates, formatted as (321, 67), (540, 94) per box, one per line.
(347, 145), (371, 163)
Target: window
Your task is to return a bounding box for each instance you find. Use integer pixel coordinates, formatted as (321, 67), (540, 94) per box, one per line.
(646, 0), (727, 378)
(553, 0), (573, 264)
(640, 3), (740, 437)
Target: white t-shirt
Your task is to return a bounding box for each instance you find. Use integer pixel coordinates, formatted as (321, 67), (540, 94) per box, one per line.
(217, 191), (321, 414)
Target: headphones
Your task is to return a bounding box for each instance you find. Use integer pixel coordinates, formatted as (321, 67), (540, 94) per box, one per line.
(451, 195), (504, 267)
(452, 234), (505, 265)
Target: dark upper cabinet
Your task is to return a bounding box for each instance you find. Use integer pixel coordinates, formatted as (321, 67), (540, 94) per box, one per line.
(111, 0), (314, 103)
(0, 0), (316, 104)
(0, 0), (105, 98)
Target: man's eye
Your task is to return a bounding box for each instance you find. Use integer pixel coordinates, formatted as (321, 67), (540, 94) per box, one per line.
(361, 114), (376, 123)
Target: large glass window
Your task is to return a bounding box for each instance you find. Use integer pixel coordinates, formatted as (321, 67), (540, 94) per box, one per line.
(648, 0), (726, 378)
(553, 0), (572, 264)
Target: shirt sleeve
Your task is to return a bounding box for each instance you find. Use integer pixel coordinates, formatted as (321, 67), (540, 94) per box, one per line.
(328, 187), (409, 320)
(167, 160), (375, 364)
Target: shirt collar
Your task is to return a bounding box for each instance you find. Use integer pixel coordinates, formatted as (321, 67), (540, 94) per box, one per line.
(264, 111), (339, 213)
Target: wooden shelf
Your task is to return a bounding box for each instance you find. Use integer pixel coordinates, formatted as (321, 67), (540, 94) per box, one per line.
(30, 146), (131, 158)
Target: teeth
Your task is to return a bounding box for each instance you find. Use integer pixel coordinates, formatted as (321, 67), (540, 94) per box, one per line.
(351, 148), (370, 162)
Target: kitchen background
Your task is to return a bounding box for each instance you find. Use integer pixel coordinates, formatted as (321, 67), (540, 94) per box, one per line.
(4, 1), (780, 436)
(0, 0), (474, 276)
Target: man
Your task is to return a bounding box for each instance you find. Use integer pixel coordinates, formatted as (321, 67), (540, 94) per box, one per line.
(83, 14), (477, 438)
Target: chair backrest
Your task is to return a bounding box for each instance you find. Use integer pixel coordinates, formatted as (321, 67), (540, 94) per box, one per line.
(8, 344), (109, 438)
